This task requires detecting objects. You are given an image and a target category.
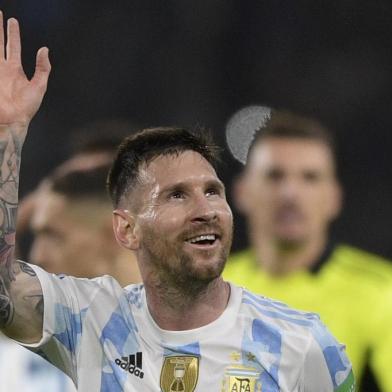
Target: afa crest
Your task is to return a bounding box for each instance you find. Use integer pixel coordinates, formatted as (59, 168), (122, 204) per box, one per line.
(221, 354), (261, 392)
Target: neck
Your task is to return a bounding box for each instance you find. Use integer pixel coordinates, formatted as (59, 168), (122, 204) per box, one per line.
(251, 230), (328, 276)
(142, 270), (230, 331)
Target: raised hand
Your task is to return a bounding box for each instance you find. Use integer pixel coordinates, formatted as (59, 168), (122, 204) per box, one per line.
(0, 11), (51, 134)
(0, 12), (48, 340)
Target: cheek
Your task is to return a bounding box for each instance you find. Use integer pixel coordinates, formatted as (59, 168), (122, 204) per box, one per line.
(307, 187), (331, 208)
(250, 183), (275, 206)
(65, 232), (94, 254)
(140, 209), (185, 238)
(246, 185), (276, 218)
(304, 191), (335, 223)
(221, 204), (233, 225)
(138, 203), (158, 221)
(61, 239), (82, 259)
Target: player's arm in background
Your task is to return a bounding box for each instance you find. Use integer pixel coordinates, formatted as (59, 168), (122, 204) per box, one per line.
(0, 12), (51, 343)
(301, 320), (356, 392)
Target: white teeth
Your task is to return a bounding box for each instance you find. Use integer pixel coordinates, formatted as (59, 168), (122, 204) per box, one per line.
(188, 234), (216, 244)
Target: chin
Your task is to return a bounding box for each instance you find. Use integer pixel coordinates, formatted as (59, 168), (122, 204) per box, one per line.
(196, 264), (224, 281)
(274, 233), (308, 248)
(185, 255), (227, 282)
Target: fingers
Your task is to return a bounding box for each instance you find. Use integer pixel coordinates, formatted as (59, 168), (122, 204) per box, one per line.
(0, 11), (4, 60)
(6, 17), (21, 64)
(0, 11), (51, 89)
(31, 47), (51, 89)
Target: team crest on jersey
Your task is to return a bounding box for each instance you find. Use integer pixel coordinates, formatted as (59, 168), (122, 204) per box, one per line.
(221, 352), (261, 392)
(160, 355), (199, 392)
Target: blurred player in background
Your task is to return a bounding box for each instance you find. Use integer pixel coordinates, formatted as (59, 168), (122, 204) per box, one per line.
(0, 127), (140, 390)
(224, 109), (392, 391)
(30, 161), (141, 284)
(16, 117), (139, 260)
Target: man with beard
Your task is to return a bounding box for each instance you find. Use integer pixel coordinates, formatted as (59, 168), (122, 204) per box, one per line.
(0, 14), (354, 391)
(224, 109), (392, 391)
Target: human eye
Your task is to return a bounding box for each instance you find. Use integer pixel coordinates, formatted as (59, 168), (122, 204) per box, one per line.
(168, 190), (186, 200)
(265, 168), (284, 182)
(206, 188), (218, 196)
(206, 184), (224, 197)
(303, 170), (322, 183)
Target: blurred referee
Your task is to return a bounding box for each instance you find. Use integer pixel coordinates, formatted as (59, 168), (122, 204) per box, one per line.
(224, 108), (392, 392)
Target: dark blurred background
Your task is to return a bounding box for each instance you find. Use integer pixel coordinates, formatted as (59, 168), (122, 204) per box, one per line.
(1, 0), (391, 257)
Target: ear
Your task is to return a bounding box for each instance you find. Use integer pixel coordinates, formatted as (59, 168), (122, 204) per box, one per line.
(112, 209), (140, 250)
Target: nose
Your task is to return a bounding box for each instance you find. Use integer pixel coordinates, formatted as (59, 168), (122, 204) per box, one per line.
(190, 194), (218, 223)
(279, 178), (301, 201)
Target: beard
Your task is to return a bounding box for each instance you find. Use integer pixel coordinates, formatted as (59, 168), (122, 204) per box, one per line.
(140, 223), (233, 296)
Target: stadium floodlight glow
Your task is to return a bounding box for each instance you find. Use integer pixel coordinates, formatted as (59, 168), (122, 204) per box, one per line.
(225, 105), (272, 165)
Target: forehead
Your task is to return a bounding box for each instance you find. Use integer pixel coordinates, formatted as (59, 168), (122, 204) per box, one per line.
(140, 150), (219, 187)
(247, 137), (335, 172)
(31, 191), (68, 228)
(31, 191), (108, 229)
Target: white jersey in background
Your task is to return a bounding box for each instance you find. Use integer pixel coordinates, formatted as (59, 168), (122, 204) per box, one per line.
(17, 264), (354, 392)
(0, 334), (75, 392)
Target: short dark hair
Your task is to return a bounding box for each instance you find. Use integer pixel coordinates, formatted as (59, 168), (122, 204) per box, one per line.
(248, 110), (336, 162)
(107, 127), (221, 207)
(50, 164), (111, 203)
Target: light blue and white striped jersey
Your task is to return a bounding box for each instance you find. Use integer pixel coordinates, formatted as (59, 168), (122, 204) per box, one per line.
(21, 264), (355, 392)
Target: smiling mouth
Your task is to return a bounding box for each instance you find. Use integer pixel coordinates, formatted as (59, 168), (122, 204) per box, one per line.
(185, 234), (220, 247)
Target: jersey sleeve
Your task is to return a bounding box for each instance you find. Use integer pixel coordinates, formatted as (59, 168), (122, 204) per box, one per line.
(301, 320), (355, 392)
(15, 264), (106, 384)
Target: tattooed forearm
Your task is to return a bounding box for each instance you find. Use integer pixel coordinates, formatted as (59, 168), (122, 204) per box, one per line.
(0, 12), (50, 340)
(0, 131), (21, 204)
(0, 129), (22, 327)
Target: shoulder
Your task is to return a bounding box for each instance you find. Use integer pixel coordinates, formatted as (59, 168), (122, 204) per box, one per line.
(31, 264), (132, 310)
(303, 329), (354, 391)
(237, 286), (354, 387)
(239, 286), (324, 342)
(332, 244), (392, 285)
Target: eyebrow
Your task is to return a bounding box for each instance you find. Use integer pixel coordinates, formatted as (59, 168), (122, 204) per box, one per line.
(205, 178), (226, 192)
(159, 178), (226, 196)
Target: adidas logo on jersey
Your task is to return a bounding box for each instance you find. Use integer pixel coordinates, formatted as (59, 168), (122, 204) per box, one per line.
(115, 352), (144, 379)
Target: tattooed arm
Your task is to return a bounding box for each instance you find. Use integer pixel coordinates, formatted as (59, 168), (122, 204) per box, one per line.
(0, 12), (50, 342)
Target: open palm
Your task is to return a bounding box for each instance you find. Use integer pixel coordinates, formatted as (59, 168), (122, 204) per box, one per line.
(0, 12), (51, 131)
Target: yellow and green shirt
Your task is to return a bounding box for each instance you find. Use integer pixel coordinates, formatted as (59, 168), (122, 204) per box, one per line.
(224, 244), (392, 392)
